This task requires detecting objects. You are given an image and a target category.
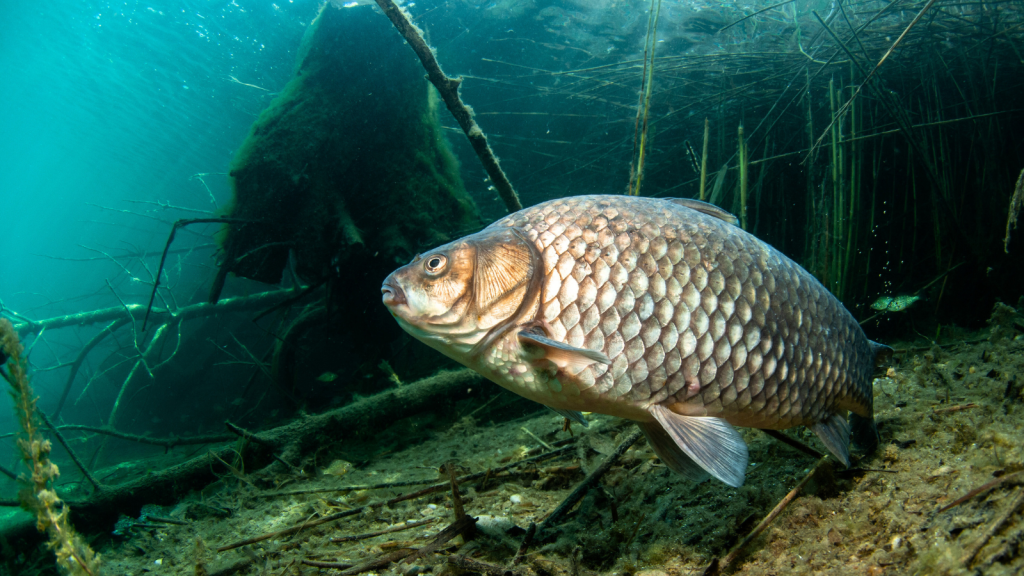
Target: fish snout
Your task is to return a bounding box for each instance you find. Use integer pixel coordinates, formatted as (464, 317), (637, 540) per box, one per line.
(381, 275), (407, 307)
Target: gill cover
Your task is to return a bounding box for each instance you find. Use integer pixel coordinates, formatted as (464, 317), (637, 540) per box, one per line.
(468, 227), (543, 352)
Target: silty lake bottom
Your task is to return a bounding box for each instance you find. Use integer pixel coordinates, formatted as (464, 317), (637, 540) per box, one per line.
(1, 1), (1023, 575)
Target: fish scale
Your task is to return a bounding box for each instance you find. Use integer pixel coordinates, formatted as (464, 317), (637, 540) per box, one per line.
(382, 195), (889, 487)
(489, 196), (873, 428)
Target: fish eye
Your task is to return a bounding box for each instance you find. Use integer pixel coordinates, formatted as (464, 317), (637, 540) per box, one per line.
(424, 254), (447, 274)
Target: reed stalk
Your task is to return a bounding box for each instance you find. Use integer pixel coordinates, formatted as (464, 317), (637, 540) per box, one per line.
(829, 77), (842, 296)
(700, 118), (710, 201)
(842, 73), (858, 301)
(738, 122), (748, 230)
(628, 0), (662, 196)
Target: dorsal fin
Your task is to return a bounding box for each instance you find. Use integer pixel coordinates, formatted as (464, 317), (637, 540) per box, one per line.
(667, 198), (739, 225)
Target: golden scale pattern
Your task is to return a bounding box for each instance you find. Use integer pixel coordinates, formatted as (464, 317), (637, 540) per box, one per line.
(491, 195), (874, 428)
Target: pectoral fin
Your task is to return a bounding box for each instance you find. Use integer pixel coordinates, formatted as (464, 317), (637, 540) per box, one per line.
(547, 407), (590, 428)
(518, 331), (610, 370)
(810, 413), (852, 467)
(648, 404), (749, 487)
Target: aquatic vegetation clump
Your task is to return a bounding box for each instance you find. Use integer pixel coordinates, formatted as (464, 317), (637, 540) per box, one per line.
(1, 319), (101, 575)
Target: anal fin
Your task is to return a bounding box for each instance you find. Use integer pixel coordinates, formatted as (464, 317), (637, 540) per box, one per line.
(810, 413), (852, 467)
(638, 421), (709, 483)
(648, 404), (749, 487)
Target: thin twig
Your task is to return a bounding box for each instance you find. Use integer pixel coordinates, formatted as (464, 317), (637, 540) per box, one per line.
(143, 218), (252, 331)
(711, 456), (831, 574)
(52, 318), (130, 420)
(38, 411), (102, 492)
(538, 429), (642, 535)
(331, 519), (435, 542)
(940, 470), (1024, 513)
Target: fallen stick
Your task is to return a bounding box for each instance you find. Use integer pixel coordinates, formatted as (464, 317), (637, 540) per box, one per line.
(302, 559), (355, 569)
(932, 403), (978, 414)
(960, 486), (1024, 567)
(940, 470), (1024, 513)
(538, 428), (643, 535)
(511, 522), (536, 566)
(709, 456), (831, 574)
(331, 519), (435, 542)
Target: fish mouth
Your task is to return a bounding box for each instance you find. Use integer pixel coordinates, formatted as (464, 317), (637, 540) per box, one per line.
(381, 277), (406, 307)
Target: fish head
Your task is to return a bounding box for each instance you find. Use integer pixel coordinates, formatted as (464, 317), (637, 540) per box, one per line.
(381, 227), (539, 363)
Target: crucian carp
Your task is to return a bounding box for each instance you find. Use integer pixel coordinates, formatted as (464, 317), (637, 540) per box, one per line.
(382, 195), (890, 487)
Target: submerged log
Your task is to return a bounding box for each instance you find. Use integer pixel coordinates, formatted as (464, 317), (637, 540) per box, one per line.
(0, 368), (485, 540)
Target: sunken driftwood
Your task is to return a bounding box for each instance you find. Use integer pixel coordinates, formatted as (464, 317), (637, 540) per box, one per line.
(373, 0), (521, 213)
(0, 368), (485, 541)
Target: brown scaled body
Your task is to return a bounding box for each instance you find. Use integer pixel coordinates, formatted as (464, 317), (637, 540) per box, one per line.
(383, 196), (889, 487)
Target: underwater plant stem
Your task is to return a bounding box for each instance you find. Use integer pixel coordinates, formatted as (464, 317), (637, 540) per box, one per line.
(700, 118), (709, 201)
(719, 0), (797, 33)
(1, 319), (102, 575)
(373, 0), (521, 213)
(739, 123), (748, 230)
(716, 456), (830, 572)
(537, 428), (642, 536)
(628, 0), (662, 197)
